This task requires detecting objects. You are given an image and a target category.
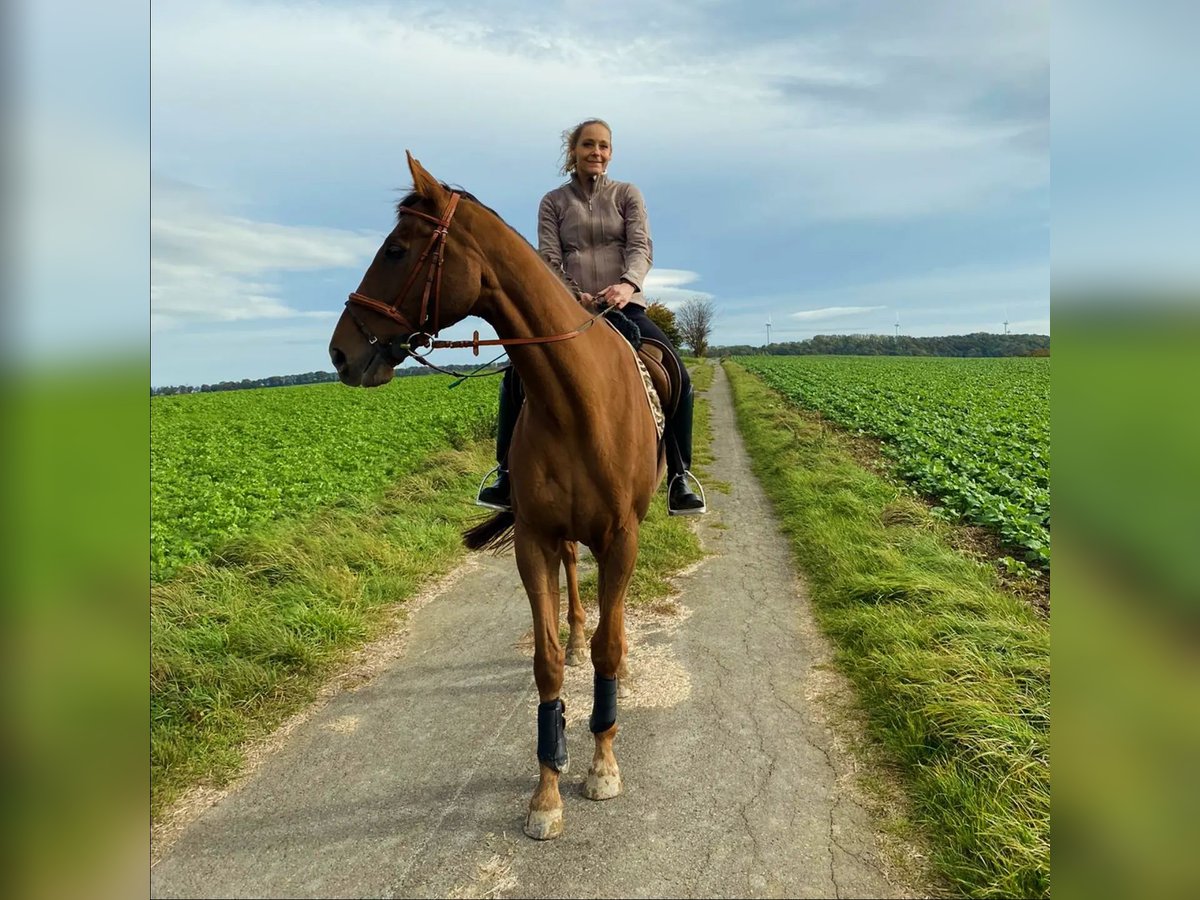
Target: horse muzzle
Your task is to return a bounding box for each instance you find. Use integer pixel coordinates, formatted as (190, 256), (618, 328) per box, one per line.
(329, 339), (408, 388)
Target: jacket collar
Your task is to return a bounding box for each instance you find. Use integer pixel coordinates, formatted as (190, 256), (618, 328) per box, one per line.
(570, 172), (609, 200)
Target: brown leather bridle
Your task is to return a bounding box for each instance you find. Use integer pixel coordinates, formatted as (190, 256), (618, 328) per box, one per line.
(345, 191), (609, 370)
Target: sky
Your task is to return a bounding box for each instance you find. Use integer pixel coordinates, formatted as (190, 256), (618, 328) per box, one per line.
(147, 0), (1051, 386)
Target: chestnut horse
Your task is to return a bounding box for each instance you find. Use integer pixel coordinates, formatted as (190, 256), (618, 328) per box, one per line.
(328, 154), (664, 840)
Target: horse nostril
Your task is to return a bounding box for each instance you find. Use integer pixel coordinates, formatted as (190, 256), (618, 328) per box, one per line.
(330, 347), (347, 371)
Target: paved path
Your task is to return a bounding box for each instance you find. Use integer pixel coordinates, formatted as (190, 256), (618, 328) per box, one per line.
(152, 365), (908, 899)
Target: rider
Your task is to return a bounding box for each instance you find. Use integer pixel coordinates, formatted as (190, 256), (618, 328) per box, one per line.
(476, 117), (706, 516)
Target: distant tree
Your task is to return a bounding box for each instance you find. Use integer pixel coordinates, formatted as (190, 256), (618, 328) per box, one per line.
(676, 297), (716, 357)
(708, 331), (1049, 359)
(643, 299), (682, 346)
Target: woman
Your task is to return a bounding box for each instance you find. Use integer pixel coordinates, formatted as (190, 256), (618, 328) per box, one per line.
(477, 118), (705, 516)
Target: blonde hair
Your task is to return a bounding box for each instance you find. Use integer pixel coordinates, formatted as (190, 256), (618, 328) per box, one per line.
(559, 118), (613, 176)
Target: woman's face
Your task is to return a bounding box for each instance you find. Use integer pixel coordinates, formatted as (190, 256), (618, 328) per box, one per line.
(572, 124), (612, 178)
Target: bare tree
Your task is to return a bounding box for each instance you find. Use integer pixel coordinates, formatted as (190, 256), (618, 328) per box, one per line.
(675, 297), (716, 357)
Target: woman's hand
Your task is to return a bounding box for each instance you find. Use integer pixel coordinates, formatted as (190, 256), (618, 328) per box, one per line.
(597, 282), (635, 309)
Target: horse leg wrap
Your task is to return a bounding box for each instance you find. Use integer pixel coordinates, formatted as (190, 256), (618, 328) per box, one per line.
(536, 699), (569, 772)
(589, 673), (618, 734)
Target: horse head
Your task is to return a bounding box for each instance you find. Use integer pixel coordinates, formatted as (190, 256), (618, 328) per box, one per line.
(329, 152), (486, 387)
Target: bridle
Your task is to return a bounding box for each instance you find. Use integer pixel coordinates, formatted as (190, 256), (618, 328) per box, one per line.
(344, 191), (610, 373)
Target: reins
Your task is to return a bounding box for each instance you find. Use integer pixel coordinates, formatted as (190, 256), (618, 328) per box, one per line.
(344, 190), (614, 378)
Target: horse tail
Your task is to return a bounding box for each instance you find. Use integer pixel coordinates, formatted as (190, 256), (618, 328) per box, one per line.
(463, 511), (516, 553)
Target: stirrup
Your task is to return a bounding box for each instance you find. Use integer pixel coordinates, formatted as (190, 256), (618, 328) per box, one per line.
(475, 465), (511, 511)
(668, 471), (707, 516)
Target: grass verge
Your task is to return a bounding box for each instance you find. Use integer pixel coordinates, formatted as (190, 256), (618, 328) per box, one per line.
(724, 360), (1049, 899)
(152, 364), (712, 823)
(151, 443), (496, 820)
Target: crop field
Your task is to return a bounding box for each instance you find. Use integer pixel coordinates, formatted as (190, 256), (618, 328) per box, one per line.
(737, 356), (1050, 570)
(151, 376), (498, 581)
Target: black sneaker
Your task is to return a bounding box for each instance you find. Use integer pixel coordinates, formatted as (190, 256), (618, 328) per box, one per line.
(668, 472), (706, 516)
(476, 468), (512, 511)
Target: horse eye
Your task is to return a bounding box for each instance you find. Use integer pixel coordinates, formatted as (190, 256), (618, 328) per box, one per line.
(385, 245), (406, 260)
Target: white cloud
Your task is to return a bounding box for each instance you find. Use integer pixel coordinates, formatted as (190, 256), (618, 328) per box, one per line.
(151, 1), (1047, 222)
(789, 305), (887, 321)
(151, 178), (378, 330)
(148, 1), (1049, 381)
(641, 269), (714, 308)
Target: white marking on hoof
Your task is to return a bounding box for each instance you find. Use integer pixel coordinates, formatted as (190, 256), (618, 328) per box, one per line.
(617, 679), (632, 700)
(566, 647), (588, 667)
(584, 769), (622, 801)
(524, 806), (563, 840)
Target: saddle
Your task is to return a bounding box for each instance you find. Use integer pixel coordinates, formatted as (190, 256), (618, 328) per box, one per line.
(600, 310), (682, 433)
(636, 337), (683, 422)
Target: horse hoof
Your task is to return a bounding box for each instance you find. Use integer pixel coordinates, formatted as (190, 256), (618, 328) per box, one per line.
(617, 679), (632, 700)
(584, 769), (622, 801)
(524, 807), (564, 840)
(566, 647), (589, 667)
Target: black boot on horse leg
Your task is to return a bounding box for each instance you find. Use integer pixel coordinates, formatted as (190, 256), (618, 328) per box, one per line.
(585, 527), (636, 802)
(586, 672), (621, 799)
(667, 386), (706, 516)
(476, 367), (523, 510)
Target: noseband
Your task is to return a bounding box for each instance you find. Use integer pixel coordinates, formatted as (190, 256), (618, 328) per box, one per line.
(345, 191), (610, 369)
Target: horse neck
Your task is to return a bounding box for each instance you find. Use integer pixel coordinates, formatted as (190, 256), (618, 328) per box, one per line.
(471, 228), (615, 408)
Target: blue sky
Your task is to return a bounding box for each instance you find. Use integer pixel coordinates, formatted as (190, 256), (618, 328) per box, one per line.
(149, 0), (1050, 386)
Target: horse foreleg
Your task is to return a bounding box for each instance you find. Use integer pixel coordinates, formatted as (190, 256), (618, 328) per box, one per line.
(515, 527), (568, 840)
(561, 540), (588, 667)
(585, 525), (637, 801)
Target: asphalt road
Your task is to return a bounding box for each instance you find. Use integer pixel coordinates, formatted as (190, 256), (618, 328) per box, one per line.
(152, 364), (912, 899)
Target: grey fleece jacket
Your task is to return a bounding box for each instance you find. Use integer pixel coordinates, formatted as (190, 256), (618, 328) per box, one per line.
(537, 174), (654, 307)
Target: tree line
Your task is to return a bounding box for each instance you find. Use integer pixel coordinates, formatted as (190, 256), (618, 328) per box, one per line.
(713, 332), (1050, 358)
(152, 317), (1048, 396)
(150, 365), (507, 396)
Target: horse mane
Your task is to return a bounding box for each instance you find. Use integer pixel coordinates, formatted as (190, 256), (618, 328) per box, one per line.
(396, 185), (524, 246)
(397, 184), (579, 305)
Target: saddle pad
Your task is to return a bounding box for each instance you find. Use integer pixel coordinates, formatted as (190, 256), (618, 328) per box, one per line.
(604, 318), (665, 439)
(635, 355), (666, 440)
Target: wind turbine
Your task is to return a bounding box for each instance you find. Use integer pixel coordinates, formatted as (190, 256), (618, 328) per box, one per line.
(766, 313), (772, 351)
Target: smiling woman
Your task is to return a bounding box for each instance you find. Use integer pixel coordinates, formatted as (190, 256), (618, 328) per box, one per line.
(470, 118), (707, 516)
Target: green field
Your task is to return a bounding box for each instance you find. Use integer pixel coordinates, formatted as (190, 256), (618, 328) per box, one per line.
(738, 356), (1050, 571)
(151, 377), (499, 581)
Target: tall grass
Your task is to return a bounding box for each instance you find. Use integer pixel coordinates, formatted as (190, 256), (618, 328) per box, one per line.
(724, 361), (1049, 899)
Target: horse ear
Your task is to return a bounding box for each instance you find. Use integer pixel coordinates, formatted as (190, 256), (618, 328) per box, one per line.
(406, 151), (447, 203)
